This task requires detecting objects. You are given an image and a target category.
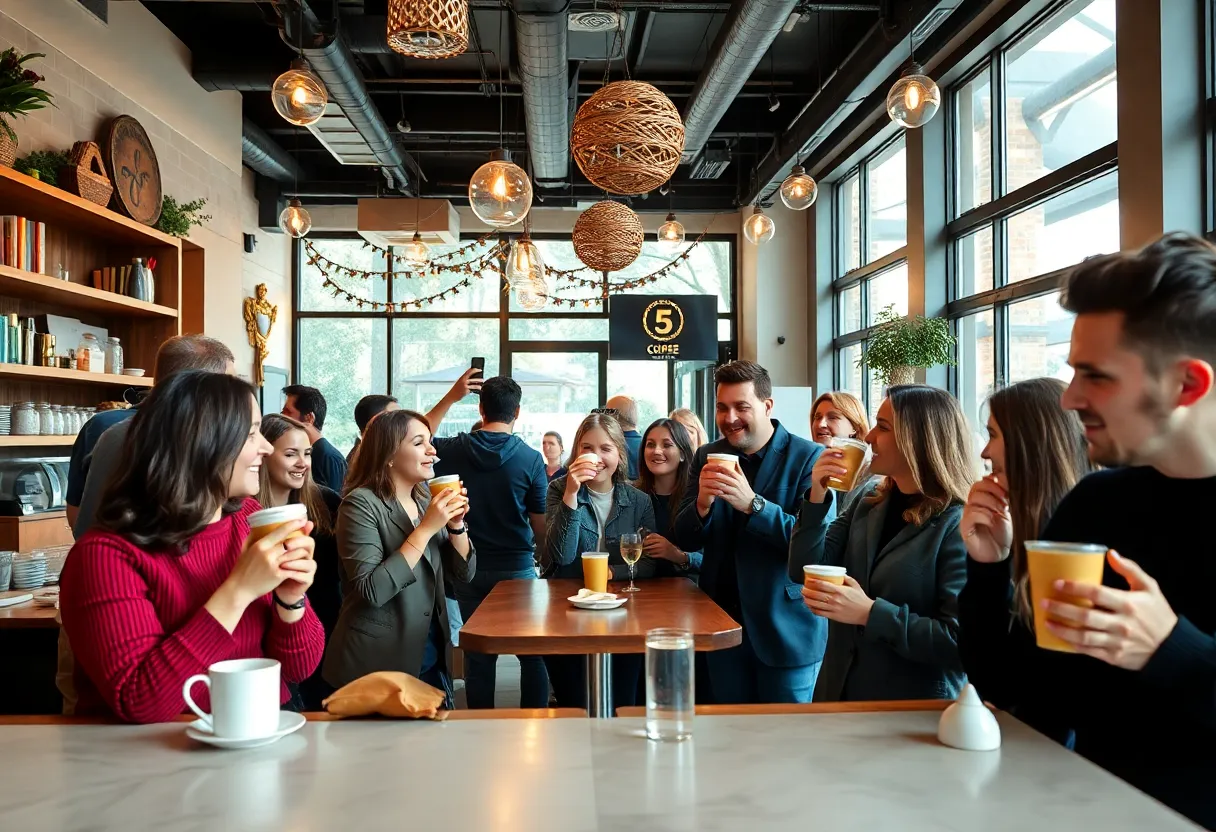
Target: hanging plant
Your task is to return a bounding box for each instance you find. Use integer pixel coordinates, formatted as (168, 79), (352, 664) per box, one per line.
(0, 48), (54, 143)
(155, 195), (211, 237)
(859, 304), (956, 386)
(14, 148), (69, 183)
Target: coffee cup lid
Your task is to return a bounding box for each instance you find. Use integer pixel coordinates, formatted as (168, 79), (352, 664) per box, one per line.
(248, 503), (308, 527)
(429, 474), (460, 485)
(1024, 541), (1107, 554)
(577, 452), (600, 461)
(708, 452), (738, 459)
(803, 565), (847, 576)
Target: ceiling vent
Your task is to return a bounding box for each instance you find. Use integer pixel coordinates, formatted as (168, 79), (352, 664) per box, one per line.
(688, 147), (732, 180)
(568, 11), (624, 32)
(356, 199), (460, 248)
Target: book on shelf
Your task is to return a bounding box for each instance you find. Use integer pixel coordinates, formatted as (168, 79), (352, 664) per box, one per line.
(0, 216), (46, 273)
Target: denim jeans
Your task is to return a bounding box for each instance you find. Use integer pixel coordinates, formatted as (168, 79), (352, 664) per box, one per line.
(706, 630), (822, 704)
(453, 568), (550, 709)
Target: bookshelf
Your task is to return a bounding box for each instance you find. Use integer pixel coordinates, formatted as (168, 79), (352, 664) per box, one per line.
(0, 164), (181, 450)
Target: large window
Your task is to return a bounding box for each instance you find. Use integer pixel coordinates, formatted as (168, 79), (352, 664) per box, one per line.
(948, 0), (1117, 431)
(294, 236), (736, 453)
(832, 134), (909, 418)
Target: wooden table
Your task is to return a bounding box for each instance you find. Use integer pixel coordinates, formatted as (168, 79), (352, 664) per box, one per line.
(0, 590), (58, 629)
(460, 578), (741, 718)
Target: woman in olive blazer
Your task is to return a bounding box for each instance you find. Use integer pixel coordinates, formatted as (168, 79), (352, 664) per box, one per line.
(323, 410), (474, 704)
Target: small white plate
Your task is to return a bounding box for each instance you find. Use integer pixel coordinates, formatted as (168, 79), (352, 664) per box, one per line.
(568, 595), (628, 610)
(185, 711), (306, 750)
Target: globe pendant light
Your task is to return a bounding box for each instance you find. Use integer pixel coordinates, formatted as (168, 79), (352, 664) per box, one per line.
(279, 198), (312, 238)
(657, 212), (685, 248)
(272, 59), (328, 126)
(743, 206), (775, 245)
(506, 234), (545, 289)
(469, 149), (532, 228)
(779, 165), (818, 211)
(402, 231), (431, 270)
(887, 63), (941, 129)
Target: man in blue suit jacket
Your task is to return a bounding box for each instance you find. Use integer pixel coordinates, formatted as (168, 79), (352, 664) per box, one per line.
(673, 360), (827, 703)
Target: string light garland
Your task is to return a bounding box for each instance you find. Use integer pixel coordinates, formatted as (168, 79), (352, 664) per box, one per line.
(304, 237), (506, 281)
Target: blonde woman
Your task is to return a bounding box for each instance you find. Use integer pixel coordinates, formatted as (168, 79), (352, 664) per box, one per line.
(809, 391), (876, 512)
(789, 385), (975, 702)
(669, 407), (710, 449)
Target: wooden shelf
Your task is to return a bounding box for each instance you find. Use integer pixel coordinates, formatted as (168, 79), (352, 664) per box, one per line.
(0, 364), (152, 387)
(0, 265), (178, 319)
(0, 436), (76, 447)
(0, 165), (179, 248)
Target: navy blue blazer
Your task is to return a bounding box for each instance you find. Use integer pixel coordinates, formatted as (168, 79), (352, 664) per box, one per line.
(672, 420), (827, 668)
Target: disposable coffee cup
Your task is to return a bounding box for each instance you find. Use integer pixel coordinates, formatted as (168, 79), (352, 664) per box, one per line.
(1025, 541), (1108, 653)
(183, 658), (281, 739)
(428, 474), (462, 498)
(246, 504), (308, 544)
(706, 453), (739, 473)
(803, 564), (847, 586)
(826, 437), (868, 492)
(581, 552), (610, 594)
(576, 452), (600, 465)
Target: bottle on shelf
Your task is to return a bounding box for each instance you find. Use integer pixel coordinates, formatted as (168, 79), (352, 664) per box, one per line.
(21, 318), (34, 366)
(104, 336), (123, 375)
(6, 315), (17, 365)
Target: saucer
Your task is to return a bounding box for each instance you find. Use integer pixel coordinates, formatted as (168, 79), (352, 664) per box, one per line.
(185, 711), (306, 749)
(568, 594), (628, 610)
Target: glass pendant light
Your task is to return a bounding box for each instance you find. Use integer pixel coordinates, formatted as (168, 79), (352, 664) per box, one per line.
(469, 149), (532, 228)
(514, 276), (550, 311)
(743, 206), (775, 245)
(272, 59), (327, 127)
(279, 198), (312, 238)
(402, 231), (430, 270)
(887, 63), (940, 129)
(779, 165), (818, 211)
(506, 234), (545, 289)
(657, 212), (685, 248)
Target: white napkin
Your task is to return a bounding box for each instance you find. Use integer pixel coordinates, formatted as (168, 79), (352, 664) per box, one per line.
(575, 588), (619, 602)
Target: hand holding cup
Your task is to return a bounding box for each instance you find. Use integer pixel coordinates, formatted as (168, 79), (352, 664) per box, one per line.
(564, 453), (601, 495)
(809, 449), (850, 504)
(421, 487), (466, 536)
(228, 518), (315, 606)
(961, 474), (1012, 563)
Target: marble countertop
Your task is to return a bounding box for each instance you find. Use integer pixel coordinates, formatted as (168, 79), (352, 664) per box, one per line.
(0, 711), (1198, 831)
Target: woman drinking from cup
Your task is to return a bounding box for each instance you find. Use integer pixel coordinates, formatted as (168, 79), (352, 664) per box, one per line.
(635, 418), (701, 577)
(322, 409), (473, 704)
(257, 413), (343, 709)
(542, 430), (566, 482)
(810, 391), (877, 513)
(670, 407), (709, 449)
(788, 385), (974, 702)
(544, 413), (656, 706)
(60, 371), (325, 724)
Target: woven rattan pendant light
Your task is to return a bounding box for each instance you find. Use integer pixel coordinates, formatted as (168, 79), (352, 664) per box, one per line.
(387, 0), (470, 59)
(571, 81), (684, 196)
(573, 201), (644, 272)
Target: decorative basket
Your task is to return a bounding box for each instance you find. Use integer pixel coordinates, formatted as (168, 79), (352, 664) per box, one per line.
(0, 131), (16, 168)
(571, 81), (684, 196)
(386, 0), (470, 59)
(59, 141), (114, 207)
(573, 201), (644, 272)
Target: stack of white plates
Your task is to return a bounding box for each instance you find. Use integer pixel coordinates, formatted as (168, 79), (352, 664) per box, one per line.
(12, 553), (47, 589)
(0, 404), (11, 436)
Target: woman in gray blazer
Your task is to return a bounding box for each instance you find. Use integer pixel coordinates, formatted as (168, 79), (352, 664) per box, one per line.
(789, 385), (975, 702)
(323, 409), (474, 705)
(544, 412), (656, 706)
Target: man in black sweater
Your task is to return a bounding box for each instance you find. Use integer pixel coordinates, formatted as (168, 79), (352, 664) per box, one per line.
(959, 233), (1216, 829)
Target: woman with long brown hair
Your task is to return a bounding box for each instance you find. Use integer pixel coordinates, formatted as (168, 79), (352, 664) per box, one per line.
(322, 409), (474, 704)
(258, 413), (342, 709)
(958, 377), (1093, 665)
(634, 418), (701, 576)
(789, 384), (975, 702)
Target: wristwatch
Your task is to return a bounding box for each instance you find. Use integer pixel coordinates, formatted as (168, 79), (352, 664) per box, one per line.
(750, 495), (766, 515)
(273, 593), (307, 611)
(447, 523), (469, 535)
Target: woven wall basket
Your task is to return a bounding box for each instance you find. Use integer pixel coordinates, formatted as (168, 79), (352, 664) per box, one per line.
(571, 81), (684, 196)
(386, 0), (470, 59)
(573, 201), (644, 272)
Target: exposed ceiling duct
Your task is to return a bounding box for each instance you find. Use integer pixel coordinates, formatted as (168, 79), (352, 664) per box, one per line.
(679, 0), (801, 166)
(241, 117), (305, 184)
(514, 0), (572, 189)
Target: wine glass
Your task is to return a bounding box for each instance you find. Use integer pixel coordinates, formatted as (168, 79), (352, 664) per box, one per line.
(620, 532), (643, 593)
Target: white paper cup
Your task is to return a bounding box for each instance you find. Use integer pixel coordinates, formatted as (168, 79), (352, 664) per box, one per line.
(247, 504), (308, 543)
(183, 658), (281, 739)
(706, 453), (739, 472)
(803, 564), (847, 586)
(428, 474), (462, 498)
(576, 453), (600, 465)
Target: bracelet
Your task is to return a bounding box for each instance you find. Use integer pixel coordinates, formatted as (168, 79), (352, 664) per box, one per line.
(404, 539), (427, 558)
(273, 593), (306, 611)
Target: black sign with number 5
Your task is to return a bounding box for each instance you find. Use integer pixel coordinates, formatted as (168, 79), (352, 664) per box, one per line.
(608, 294), (718, 361)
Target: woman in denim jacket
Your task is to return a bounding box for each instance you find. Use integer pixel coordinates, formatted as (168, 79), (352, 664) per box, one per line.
(544, 412), (656, 706)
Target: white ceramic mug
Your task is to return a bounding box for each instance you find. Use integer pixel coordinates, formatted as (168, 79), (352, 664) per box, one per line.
(183, 658), (281, 739)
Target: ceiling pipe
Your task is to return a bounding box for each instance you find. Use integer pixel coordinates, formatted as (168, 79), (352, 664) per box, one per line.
(242, 118), (306, 184)
(514, 0), (572, 189)
(679, 0), (801, 166)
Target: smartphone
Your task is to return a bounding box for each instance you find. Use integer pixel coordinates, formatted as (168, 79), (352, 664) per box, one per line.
(470, 357), (485, 394)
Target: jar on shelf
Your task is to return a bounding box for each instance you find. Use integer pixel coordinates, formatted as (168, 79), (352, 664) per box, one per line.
(50, 405), (64, 436)
(104, 337), (123, 375)
(35, 403), (53, 436)
(76, 334), (103, 374)
(64, 406), (79, 434)
(11, 403), (37, 436)
(84, 407), (96, 425)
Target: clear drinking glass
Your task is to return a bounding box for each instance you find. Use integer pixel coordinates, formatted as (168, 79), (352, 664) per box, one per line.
(646, 627), (694, 741)
(620, 532), (643, 592)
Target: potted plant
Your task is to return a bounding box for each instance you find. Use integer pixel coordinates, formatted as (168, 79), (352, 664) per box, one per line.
(0, 48), (54, 168)
(14, 148), (69, 183)
(859, 304), (957, 386)
(155, 195), (212, 237)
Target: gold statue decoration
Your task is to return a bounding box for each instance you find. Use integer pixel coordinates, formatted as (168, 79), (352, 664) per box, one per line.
(243, 283), (277, 387)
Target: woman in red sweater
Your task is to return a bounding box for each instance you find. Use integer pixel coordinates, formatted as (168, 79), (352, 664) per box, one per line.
(60, 371), (326, 723)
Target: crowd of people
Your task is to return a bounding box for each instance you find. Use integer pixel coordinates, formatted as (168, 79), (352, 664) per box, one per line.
(50, 231), (1216, 829)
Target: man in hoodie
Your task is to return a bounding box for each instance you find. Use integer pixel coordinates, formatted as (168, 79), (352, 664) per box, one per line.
(431, 376), (550, 709)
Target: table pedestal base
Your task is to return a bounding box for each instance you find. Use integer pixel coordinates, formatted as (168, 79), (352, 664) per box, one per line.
(586, 653), (612, 718)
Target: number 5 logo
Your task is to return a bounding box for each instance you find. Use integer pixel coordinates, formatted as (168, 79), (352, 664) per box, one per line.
(643, 300), (684, 342)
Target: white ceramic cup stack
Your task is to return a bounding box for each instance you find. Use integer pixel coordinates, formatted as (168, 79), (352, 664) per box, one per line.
(11, 552), (47, 589)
